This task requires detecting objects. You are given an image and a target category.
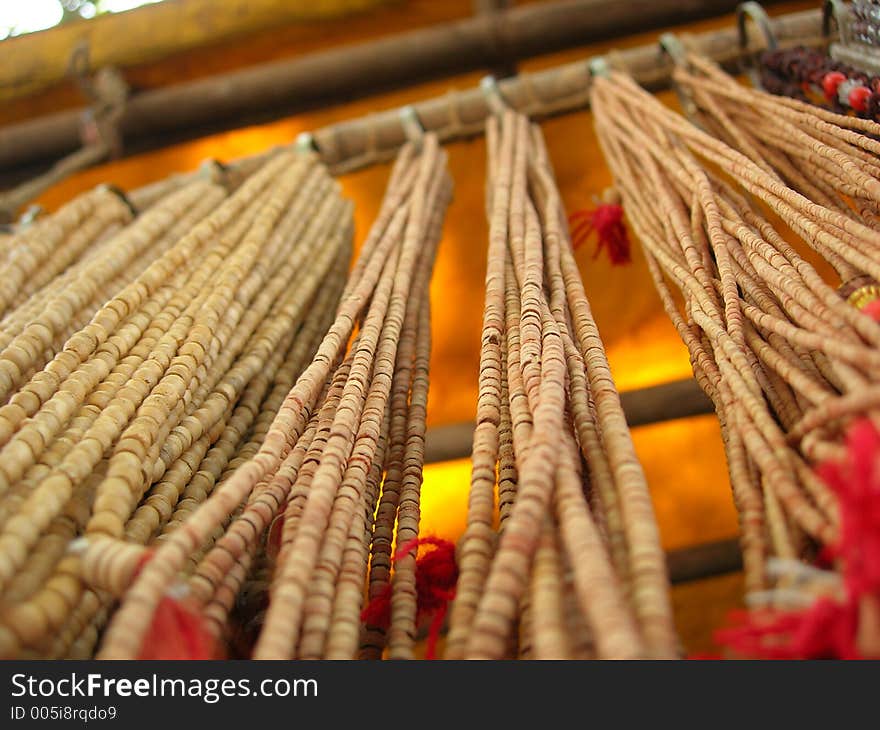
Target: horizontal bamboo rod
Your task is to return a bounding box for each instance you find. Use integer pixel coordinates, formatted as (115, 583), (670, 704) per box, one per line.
(0, 0), (394, 102)
(121, 4), (823, 212)
(312, 6), (823, 174)
(423, 377), (715, 464)
(0, 0), (794, 177)
(666, 538), (743, 584)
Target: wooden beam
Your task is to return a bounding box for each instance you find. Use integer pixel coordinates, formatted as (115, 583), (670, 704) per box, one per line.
(113, 5), (824, 210)
(473, 0), (516, 79)
(423, 378), (715, 464)
(0, 0), (395, 102)
(666, 538), (743, 584)
(0, 0), (793, 177)
(309, 6), (823, 175)
(620, 378), (716, 428)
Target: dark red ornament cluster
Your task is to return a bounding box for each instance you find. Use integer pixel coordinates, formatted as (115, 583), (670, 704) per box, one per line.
(759, 46), (880, 120)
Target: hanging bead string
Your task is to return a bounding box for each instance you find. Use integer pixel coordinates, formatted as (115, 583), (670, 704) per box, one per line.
(356, 252), (435, 659)
(0, 182), (225, 416)
(50, 255), (351, 660)
(253, 139), (450, 661)
(445, 110), (676, 660)
(532, 123), (677, 657)
(3, 164), (346, 656)
(288, 150), (417, 661)
(0, 149), (354, 658)
(0, 187), (132, 323)
(591, 65), (880, 598)
(2, 153), (298, 581)
(92, 138), (449, 660)
(48, 266), (344, 660)
(377, 169), (447, 660)
(443, 113), (511, 659)
(594, 74), (880, 283)
(186, 261), (349, 633)
(97, 172), (354, 660)
(596, 78), (878, 297)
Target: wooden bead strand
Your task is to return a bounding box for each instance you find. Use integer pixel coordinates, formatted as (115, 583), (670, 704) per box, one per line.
(447, 109), (678, 660)
(91, 139), (450, 660)
(254, 139), (450, 660)
(0, 148), (354, 659)
(590, 63), (880, 609)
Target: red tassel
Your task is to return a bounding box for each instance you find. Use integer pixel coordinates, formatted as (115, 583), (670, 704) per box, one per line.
(861, 299), (880, 323)
(360, 586), (393, 630)
(137, 591), (217, 660)
(361, 536), (458, 659)
(710, 419), (880, 659)
(131, 551), (217, 660)
(568, 188), (631, 265)
(817, 419), (880, 599)
(713, 601), (858, 660)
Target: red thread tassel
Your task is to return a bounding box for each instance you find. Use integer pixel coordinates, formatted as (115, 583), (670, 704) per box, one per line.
(137, 593), (217, 660)
(568, 188), (631, 265)
(132, 552), (217, 660)
(710, 419), (880, 659)
(360, 585), (393, 631)
(361, 535), (458, 659)
(818, 419), (880, 601)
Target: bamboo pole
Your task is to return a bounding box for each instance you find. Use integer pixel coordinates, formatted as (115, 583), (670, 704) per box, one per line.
(0, 0), (395, 103)
(312, 7), (823, 173)
(120, 5), (823, 211)
(0, 0), (797, 177)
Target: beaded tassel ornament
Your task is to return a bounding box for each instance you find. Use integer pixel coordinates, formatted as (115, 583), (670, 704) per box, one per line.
(99, 137), (452, 660)
(444, 110), (678, 660)
(0, 150), (354, 659)
(591, 59), (880, 656)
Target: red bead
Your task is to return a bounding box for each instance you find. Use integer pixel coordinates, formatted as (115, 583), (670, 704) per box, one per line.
(822, 71), (847, 101)
(861, 299), (880, 323)
(849, 85), (872, 113)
